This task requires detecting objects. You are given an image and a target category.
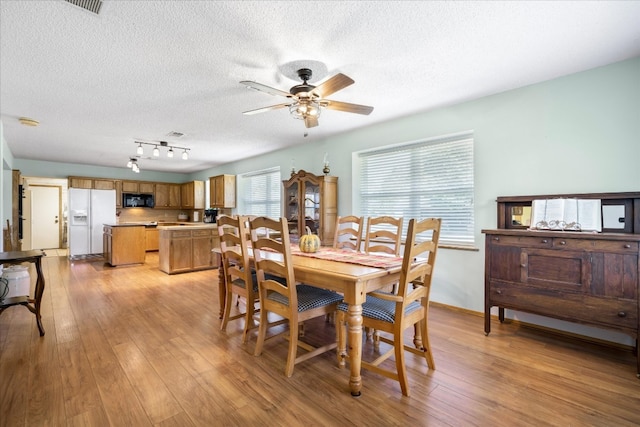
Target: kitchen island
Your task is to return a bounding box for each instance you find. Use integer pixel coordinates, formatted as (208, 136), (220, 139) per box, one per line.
(158, 223), (219, 274)
(103, 224), (146, 266)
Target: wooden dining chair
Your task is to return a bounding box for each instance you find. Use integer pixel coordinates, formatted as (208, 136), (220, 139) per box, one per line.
(333, 215), (364, 251)
(364, 216), (404, 256)
(249, 216), (343, 377)
(337, 217), (442, 396)
(217, 214), (259, 343)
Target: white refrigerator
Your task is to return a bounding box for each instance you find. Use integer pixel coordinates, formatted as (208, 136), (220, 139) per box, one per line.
(69, 188), (116, 257)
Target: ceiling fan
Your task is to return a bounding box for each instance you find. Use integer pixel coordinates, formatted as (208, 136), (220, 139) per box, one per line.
(240, 68), (374, 128)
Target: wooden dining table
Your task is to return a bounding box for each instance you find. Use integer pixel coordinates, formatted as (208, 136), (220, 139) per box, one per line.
(215, 246), (404, 396)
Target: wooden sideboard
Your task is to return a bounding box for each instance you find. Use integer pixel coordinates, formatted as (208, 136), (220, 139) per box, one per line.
(482, 192), (640, 378)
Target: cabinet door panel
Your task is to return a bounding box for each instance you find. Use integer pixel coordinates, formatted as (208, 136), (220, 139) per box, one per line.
(192, 237), (212, 269)
(522, 248), (590, 291)
(488, 244), (522, 282)
(591, 252), (638, 299)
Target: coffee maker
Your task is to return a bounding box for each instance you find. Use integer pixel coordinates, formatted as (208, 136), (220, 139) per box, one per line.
(204, 209), (218, 223)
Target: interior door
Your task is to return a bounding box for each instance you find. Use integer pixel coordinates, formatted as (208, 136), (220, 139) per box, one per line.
(30, 186), (61, 249)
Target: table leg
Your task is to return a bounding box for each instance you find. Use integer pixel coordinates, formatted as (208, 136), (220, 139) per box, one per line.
(33, 258), (45, 336)
(347, 303), (363, 396)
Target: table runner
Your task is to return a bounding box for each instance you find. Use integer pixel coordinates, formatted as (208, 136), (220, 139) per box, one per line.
(290, 245), (403, 269)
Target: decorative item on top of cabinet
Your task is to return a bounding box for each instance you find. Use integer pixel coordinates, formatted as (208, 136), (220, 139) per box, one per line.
(283, 169), (337, 246)
(483, 191), (640, 378)
(209, 174), (236, 208)
(155, 183), (182, 208)
(181, 181), (205, 209)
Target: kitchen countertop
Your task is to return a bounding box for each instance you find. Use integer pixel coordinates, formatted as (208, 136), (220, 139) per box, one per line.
(157, 223), (217, 230)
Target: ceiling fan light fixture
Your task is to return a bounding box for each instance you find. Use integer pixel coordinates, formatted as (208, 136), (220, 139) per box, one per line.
(127, 159), (133, 168)
(289, 100), (321, 120)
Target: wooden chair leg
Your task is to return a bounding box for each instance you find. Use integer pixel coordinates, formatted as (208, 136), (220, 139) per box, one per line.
(254, 306), (268, 357)
(242, 299), (255, 344)
(285, 319), (298, 377)
(395, 332), (410, 397)
(420, 317), (435, 370)
(220, 291), (233, 331)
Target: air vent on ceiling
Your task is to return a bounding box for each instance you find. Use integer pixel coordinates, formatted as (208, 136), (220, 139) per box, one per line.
(64, 0), (102, 15)
(166, 131), (184, 138)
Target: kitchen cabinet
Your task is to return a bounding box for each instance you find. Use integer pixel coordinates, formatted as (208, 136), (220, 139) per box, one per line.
(69, 177), (93, 189)
(283, 170), (337, 246)
(103, 225), (146, 266)
(158, 226), (218, 274)
(115, 180), (122, 208)
(68, 176), (115, 190)
(209, 174), (236, 208)
(145, 227), (159, 251)
(181, 181), (205, 209)
(122, 180), (154, 194)
(483, 191), (640, 377)
(93, 179), (115, 190)
(155, 183), (181, 208)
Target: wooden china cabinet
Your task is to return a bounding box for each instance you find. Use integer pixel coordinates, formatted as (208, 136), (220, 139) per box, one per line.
(482, 191), (640, 377)
(283, 170), (337, 246)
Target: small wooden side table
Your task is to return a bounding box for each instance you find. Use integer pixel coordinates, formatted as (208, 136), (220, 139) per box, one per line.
(0, 250), (46, 336)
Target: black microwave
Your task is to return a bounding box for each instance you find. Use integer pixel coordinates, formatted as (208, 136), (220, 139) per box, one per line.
(123, 193), (154, 208)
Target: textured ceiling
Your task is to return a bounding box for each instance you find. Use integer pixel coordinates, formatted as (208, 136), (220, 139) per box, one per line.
(1, 1), (640, 173)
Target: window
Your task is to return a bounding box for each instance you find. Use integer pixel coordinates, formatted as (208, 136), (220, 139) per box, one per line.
(356, 132), (474, 246)
(238, 167), (281, 217)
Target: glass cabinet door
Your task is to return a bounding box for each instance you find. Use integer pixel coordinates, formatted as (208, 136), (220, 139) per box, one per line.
(303, 180), (320, 235)
(285, 181), (299, 239)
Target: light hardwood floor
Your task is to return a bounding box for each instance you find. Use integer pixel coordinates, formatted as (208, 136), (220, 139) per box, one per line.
(1, 253), (639, 426)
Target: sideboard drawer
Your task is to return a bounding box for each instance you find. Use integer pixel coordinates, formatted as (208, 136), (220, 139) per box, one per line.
(490, 282), (638, 332)
(552, 238), (639, 253)
(489, 235), (552, 248)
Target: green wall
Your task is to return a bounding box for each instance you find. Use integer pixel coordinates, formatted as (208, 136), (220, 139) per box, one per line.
(4, 57), (639, 344)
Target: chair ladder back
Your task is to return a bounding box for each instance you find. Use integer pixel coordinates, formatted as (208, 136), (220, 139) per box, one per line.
(249, 216), (297, 306)
(364, 216), (404, 256)
(333, 215), (364, 251)
(396, 218), (442, 304)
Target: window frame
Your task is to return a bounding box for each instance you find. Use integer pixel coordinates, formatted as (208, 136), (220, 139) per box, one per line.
(353, 131), (475, 248)
(238, 167), (281, 218)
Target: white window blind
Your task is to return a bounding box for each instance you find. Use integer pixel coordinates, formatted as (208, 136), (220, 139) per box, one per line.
(357, 133), (474, 245)
(240, 167), (281, 218)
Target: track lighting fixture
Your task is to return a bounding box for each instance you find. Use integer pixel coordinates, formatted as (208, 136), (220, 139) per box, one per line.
(134, 141), (190, 160)
(126, 158), (140, 173)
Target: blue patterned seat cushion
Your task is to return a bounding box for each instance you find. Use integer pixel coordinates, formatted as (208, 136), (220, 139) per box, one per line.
(337, 294), (421, 323)
(232, 272), (286, 293)
(231, 271), (259, 292)
(267, 285), (343, 312)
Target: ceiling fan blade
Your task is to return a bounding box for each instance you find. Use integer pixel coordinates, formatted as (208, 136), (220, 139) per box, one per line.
(322, 100), (374, 115)
(240, 80), (293, 98)
(242, 103), (291, 115)
(304, 115), (319, 128)
(310, 73), (354, 98)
